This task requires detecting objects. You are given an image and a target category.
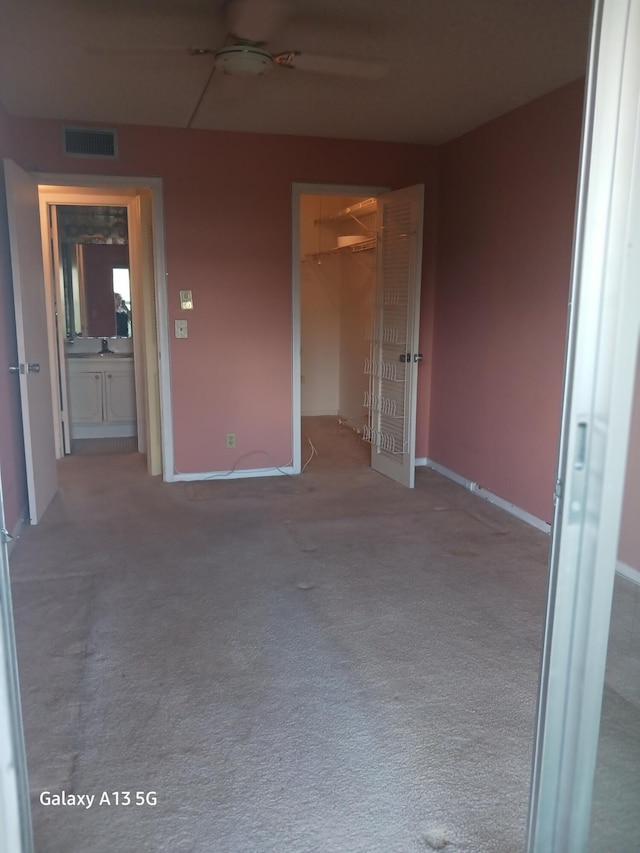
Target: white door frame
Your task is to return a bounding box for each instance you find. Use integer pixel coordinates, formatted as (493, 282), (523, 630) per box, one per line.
(34, 173), (173, 480)
(527, 0), (640, 848)
(38, 188), (139, 457)
(291, 182), (388, 473)
(0, 462), (33, 853)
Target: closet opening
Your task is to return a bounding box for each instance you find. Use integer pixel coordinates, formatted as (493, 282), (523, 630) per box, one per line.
(299, 191), (379, 474)
(293, 181), (424, 486)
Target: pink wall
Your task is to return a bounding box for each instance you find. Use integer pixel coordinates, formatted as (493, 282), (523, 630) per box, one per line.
(430, 80), (585, 523)
(0, 82), (584, 513)
(7, 116), (439, 474)
(619, 345), (640, 571)
(0, 101), (28, 532)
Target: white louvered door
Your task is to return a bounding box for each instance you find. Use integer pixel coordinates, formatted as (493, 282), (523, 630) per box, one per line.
(368, 184), (424, 487)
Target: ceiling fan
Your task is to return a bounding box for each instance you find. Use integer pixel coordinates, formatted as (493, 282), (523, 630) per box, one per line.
(195, 0), (387, 78)
(174, 0), (388, 126)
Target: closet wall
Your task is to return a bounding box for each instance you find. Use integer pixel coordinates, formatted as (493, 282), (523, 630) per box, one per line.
(300, 194), (376, 433)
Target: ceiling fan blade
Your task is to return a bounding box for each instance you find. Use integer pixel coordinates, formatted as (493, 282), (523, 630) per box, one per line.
(225, 0), (287, 44)
(278, 52), (388, 80)
(88, 46), (215, 57)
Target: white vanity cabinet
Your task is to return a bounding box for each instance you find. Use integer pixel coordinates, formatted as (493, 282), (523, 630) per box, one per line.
(67, 357), (137, 438)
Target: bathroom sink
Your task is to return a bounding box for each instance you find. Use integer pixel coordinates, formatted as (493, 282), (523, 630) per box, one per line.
(67, 352), (133, 359)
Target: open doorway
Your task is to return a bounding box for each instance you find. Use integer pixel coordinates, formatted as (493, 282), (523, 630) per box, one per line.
(293, 182), (425, 487)
(37, 181), (166, 478)
(299, 191), (378, 474)
(54, 204), (137, 456)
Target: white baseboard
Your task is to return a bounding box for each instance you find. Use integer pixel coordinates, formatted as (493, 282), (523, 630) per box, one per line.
(72, 424), (137, 439)
(616, 559), (640, 586)
(423, 459), (551, 534)
(170, 465), (295, 483)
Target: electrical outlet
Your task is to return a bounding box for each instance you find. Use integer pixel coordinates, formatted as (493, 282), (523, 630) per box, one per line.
(226, 433), (236, 449)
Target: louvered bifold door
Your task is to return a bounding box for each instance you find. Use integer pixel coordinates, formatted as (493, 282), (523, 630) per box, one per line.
(368, 184), (424, 487)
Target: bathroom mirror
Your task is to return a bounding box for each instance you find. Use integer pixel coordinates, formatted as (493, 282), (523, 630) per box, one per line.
(58, 205), (131, 339)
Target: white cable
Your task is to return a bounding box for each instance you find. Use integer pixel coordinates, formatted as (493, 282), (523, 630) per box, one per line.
(302, 438), (318, 472)
(174, 449), (295, 481)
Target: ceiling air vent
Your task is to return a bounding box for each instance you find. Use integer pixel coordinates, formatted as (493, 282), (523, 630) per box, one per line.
(63, 127), (118, 159)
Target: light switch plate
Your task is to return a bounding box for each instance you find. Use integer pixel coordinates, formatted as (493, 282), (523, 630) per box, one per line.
(174, 319), (188, 338)
(179, 290), (194, 310)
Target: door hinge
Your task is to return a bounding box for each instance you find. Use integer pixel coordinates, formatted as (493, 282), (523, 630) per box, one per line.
(553, 479), (563, 504)
(1, 528), (16, 545)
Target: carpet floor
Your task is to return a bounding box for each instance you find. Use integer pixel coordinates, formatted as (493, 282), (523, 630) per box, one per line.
(9, 418), (555, 853)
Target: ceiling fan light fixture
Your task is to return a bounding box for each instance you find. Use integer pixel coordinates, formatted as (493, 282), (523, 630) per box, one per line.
(214, 45), (274, 76)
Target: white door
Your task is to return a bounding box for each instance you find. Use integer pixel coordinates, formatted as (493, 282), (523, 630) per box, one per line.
(0, 466), (34, 852)
(527, 0), (640, 849)
(4, 159), (57, 524)
(368, 184), (424, 487)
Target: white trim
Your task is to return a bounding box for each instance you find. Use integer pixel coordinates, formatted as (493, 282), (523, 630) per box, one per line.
(291, 182), (389, 476)
(173, 465), (295, 482)
(150, 185), (172, 480)
(616, 559), (640, 586)
(291, 189), (302, 475)
(71, 424), (137, 439)
(425, 458), (551, 533)
(37, 198), (64, 459)
(32, 173), (172, 480)
(415, 456), (428, 467)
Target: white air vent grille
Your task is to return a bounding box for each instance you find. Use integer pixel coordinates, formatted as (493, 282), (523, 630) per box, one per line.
(63, 127), (118, 159)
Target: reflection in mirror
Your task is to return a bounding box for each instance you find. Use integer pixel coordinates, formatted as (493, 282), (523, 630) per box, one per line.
(589, 341), (640, 851)
(57, 205), (131, 339)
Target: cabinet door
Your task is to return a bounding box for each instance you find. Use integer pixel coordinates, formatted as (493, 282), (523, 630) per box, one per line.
(68, 370), (103, 423)
(104, 368), (136, 423)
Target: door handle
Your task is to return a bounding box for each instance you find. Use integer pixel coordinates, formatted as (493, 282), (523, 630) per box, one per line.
(11, 363), (41, 374)
(413, 353), (423, 363)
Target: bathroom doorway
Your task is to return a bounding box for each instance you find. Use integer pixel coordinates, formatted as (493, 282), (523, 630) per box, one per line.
(53, 205), (137, 456)
(37, 180), (167, 477)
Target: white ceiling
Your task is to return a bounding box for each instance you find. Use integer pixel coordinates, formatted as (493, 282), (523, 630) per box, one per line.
(0, 0), (592, 145)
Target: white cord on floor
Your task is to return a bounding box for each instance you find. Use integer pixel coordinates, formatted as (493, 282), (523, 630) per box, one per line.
(173, 449), (294, 480)
(302, 438), (318, 472)
(174, 438), (319, 480)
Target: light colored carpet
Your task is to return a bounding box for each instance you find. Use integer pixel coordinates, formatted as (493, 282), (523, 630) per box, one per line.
(10, 419), (555, 852)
